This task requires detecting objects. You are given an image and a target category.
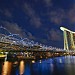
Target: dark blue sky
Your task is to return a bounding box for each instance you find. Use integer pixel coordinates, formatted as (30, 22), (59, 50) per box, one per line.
(0, 0), (75, 48)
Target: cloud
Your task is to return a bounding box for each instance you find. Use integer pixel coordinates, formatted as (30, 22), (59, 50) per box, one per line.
(4, 9), (12, 18)
(67, 5), (75, 23)
(49, 9), (65, 25)
(47, 29), (62, 41)
(49, 3), (75, 25)
(23, 3), (42, 28)
(26, 32), (35, 40)
(30, 17), (41, 28)
(1, 21), (24, 37)
(1, 21), (36, 40)
(0, 9), (12, 18)
(43, 0), (52, 7)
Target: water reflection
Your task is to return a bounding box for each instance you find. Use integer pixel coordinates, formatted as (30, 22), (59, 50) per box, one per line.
(1, 56), (75, 75)
(30, 57), (66, 75)
(1, 61), (12, 75)
(52, 57), (66, 75)
(32, 60), (35, 63)
(19, 60), (25, 75)
(64, 56), (75, 75)
(24, 63), (31, 75)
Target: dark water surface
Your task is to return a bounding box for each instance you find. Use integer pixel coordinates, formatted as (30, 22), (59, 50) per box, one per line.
(1, 56), (75, 75)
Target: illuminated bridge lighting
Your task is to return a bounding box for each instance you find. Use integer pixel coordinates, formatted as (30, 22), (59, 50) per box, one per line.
(0, 26), (75, 58)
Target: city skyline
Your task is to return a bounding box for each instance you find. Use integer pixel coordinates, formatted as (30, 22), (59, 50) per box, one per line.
(0, 0), (75, 48)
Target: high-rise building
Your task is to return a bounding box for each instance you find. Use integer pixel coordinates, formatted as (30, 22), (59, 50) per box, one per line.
(60, 27), (75, 50)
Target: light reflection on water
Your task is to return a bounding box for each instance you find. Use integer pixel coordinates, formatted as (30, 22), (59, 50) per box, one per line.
(1, 56), (75, 75)
(19, 60), (25, 75)
(1, 61), (12, 75)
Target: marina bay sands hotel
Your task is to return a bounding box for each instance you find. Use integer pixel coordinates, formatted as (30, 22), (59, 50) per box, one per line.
(60, 27), (75, 50)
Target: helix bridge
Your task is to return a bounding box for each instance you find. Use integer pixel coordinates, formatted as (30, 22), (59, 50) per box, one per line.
(0, 26), (75, 60)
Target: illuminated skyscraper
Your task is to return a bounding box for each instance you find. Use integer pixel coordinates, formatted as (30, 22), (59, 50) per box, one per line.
(60, 27), (75, 50)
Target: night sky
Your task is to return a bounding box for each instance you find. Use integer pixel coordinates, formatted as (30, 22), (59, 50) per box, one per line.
(0, 0), (75, 48)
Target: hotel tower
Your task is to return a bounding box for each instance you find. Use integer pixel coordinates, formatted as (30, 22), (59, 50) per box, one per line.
(60, 27), (75, 50)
